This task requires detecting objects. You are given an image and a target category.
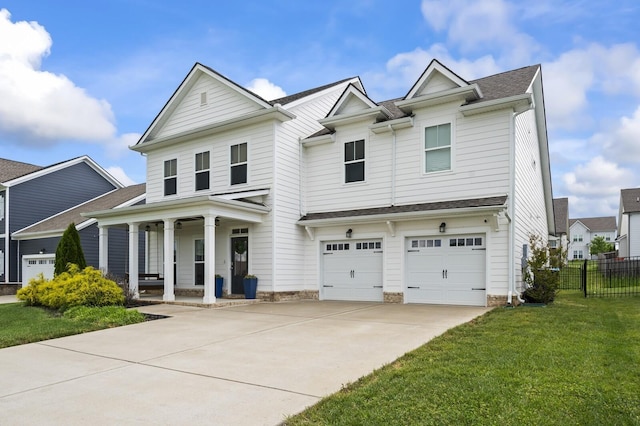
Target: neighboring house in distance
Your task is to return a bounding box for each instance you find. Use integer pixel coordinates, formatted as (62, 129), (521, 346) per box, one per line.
(568, 217), (617, 260)
(86, 59), (554, 306)
(12, 184), (146, 283)
(551, 198), (569, 262)
(617, 188), (640, 257)
(0, 156), (123, 284)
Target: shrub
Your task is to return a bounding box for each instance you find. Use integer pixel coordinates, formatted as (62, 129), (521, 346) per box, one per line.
(522, 234), (559, 304)
(55, 223), (87, 275)
(17, 264), (124, 310)
(63, 305), (145, 326)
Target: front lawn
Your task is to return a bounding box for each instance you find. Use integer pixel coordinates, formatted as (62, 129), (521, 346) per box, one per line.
(286, 292), (640, 425)
(0, 303), (145, 348)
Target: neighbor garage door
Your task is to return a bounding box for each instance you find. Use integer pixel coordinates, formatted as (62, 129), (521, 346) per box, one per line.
(405, 235), (486, 306)
(22, 255), (56, 284)
(322, 239), (383, 302)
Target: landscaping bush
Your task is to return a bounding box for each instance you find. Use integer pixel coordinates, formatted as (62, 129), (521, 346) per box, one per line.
(63, 305), (144, 327)
(17, 264), (124, 310)
(522, 234), (559, 304)
(54, 223), (87, 275)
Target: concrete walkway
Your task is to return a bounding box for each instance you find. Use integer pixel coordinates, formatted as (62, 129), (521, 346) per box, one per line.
(0, 300), (491, 425)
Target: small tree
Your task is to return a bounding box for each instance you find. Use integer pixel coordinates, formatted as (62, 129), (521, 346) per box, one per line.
(54, 223), (86, 275)
(589, 235), (614, 256)
(522, 234), (558, 304)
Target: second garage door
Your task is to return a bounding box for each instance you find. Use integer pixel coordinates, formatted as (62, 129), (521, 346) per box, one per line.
(322, 239), (383, 302)
(405, 235), (486, 306)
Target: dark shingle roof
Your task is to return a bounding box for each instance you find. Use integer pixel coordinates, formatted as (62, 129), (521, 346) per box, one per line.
(299, 196), (507, 222)
(620, 188), (640, 214)
(466, 65), (540, 103)
(0, 158), (43, 183)
(553, 198), (569, 235)
(14, 184), (145, 236)
(569, 217), (617, 232)
(269, 77), (357, 106)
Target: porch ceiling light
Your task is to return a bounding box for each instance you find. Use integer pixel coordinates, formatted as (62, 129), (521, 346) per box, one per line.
(176, 221), (182, 230)
(439, 222), (446, 233)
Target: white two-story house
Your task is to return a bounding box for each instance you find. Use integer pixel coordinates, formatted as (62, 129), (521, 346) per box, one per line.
(87, 59), (554, 306)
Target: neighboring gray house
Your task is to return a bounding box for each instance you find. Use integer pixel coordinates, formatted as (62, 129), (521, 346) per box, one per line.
(568, 216), (617, 260)
(0, 156), (123, 284)
(551, 197), (569, 260)
(13, 184), (146, 283)
(618, 188), (640, 257)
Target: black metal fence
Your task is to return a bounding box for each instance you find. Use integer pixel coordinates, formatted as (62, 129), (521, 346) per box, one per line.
(557, 258), (640, 297)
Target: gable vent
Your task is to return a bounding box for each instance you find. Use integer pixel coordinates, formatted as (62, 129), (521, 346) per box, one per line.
(200, 92), (207, 106)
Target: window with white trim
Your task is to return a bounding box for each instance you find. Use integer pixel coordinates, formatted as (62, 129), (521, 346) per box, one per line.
(195, 151), (210, 191)
(344, 139), (365, 183)
(424, 123), (451, 173)
(0, 193), (4, 221)
(164, 159), (177, 196)
(573, 250), (584, 259)
(573, 234), (583, 242)
(230, 143), (247, 185)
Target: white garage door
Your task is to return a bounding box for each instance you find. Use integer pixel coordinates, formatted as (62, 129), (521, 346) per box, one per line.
(406, 235), (486, 306)
(22, 255), (56, 285)
(322, 239), (383, 302)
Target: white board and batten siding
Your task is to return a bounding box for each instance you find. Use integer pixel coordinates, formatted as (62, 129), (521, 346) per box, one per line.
(629, 215), (640, 257)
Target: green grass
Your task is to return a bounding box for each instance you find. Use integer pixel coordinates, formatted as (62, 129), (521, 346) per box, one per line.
(286, 292), (640, 425)
(0, 303), (145, 349)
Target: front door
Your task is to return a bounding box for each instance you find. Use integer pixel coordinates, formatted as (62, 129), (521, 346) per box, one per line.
(231, 236), (248, 294)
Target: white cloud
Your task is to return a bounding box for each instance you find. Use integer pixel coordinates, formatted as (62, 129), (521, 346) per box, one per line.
(543, 43), (640, 130)
(105, 133), (142, 159)
(0, 9), (116, 144)
(420, 0), (538, 65)
(106, 166), (137, 186)
(599, 105), (640, 164)
(561, 156), (633, 216)
(246, 78), (286, 101)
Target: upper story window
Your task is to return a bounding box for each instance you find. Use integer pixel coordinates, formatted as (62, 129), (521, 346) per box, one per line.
(0, 193), (4, 221)
(195, 151), (210, 191)
(344, 139), (365, 183)
(164, 159), (177, 196)
(424, 123), (451, 173)
(573, 234), (583, 242)
(230, 142), (248, 185)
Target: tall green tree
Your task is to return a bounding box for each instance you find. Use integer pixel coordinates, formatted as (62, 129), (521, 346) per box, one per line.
(589, 235), (614, 256)
(54, 223), (87, 275)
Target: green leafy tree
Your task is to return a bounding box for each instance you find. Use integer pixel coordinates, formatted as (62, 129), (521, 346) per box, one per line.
(589, 235), (614, 256)
(54, 223), (86, 275)
(522, 234), (558, 304)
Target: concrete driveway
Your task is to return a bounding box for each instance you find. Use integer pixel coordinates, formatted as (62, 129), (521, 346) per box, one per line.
(0, 300), (491, 425)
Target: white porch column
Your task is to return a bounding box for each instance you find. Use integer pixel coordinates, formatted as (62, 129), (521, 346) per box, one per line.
(98, 225), (109, 273)
(163, 219), (175, 301)
(202, 215), (217, 304)
(128, 222), (140, 299)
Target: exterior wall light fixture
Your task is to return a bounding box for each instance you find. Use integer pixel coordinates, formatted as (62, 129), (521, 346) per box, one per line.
(439, 222), (446, 233)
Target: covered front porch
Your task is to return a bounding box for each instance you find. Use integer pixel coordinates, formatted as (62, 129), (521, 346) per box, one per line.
(84, 193), (270, 305)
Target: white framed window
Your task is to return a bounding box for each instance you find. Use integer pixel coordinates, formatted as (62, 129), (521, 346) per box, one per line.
(573, 250), (584, 259)
(195, 151), (210, 191)
(573, 234), (583, 242)
(424, 123), (451, 173)
(344, 139), (365, 183)
(0, 193), (4, 221)
(164, 159), (177, 196)
(230, 143), (248, 185)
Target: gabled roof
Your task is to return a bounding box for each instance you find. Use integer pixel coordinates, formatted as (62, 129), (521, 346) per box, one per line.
(404, 59), (471, 100)
(466, 65), (540, 104)
(270, 77), (359, 106)
(569, 217), (617, 232)
(1, 156), (122, 188)
(0, 158), (43, 183)
(620, 188), (640, 214)
(12, 184), (146, 240)
(553, 198), (569, 235)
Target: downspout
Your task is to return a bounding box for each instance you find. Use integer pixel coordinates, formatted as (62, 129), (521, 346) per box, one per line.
(388, 124), (397, 206)
(508, 108), (531, 305)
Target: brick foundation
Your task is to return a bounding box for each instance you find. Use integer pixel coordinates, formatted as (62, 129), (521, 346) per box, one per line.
(256, 290), (319, 302)
(384, 292), (403, 303)
(175, 288), (204, 297)
(486, 294), (510, 307)
(0, 284), (20, 295)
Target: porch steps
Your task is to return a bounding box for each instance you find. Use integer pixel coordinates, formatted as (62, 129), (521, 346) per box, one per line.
(137, 295), (262, 309)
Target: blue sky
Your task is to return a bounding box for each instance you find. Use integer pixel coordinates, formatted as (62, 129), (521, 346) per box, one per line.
(1, 0), (639, 219)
